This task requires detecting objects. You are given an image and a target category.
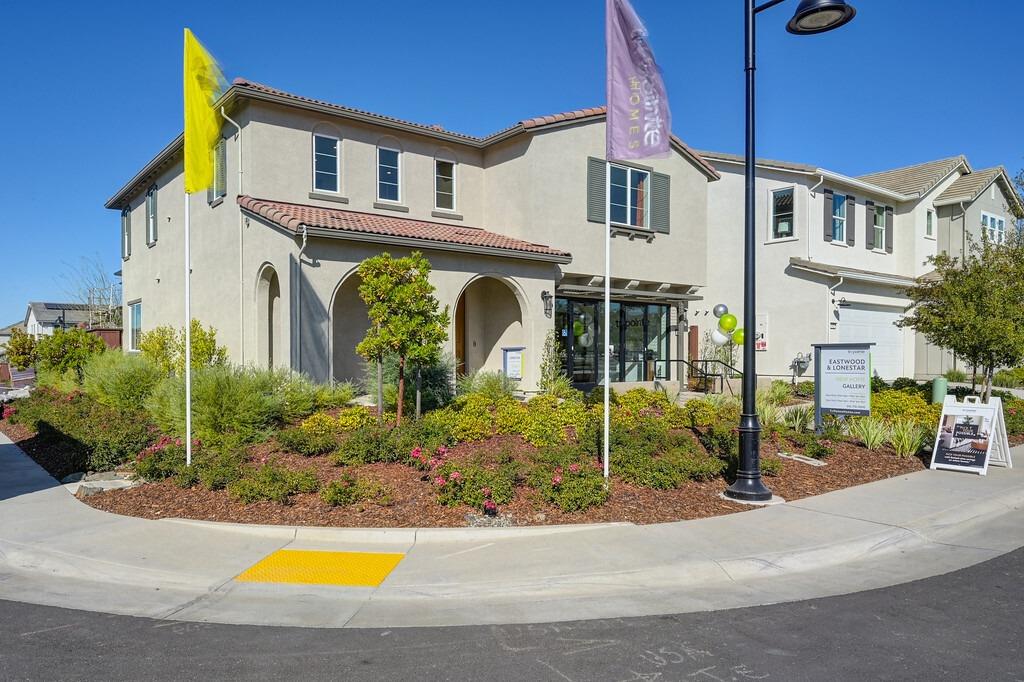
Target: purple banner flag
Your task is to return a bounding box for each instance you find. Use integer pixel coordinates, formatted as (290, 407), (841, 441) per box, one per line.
(606, 0), (672, 161)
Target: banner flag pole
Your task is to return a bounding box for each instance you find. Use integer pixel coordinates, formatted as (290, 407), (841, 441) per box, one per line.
(184, 192), (192, 466)
(603, 160), (611, 483)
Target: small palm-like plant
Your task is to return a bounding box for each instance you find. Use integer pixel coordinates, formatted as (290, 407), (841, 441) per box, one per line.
(888, 419), (927, 458)
(848, 417), (890, 450)
(785, 405), (814, 433)
(757, 401), (785, 430)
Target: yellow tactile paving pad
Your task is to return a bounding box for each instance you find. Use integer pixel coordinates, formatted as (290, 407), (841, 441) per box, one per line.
(235, 549), (404, 587)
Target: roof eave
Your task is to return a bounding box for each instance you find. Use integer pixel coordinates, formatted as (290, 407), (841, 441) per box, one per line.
(816, 169), (912, 202)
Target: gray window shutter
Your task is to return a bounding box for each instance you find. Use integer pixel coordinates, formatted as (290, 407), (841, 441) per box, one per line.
(846, 195), (856, 246)
(823, 189), (834, 242)
(885, 206), (894, 253)
(650, 172), (671, 233)
(587, 157), (606, 224)
(865, 200), (875, 250)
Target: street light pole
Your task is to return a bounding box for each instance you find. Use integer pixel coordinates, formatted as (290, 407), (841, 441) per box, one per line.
(724, 0), (856, 503)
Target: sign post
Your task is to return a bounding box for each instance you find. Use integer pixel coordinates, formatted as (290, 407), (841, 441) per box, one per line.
(812, 343), (874, 432)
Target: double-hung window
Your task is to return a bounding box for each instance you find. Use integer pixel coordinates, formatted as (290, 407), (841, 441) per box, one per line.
(435, 159), (455, 211)
(313, 135), (340, 193)
(211, 138), (227, 201)
(377, 147), (401, 202)
(926, 209), (934, 238)
(121, 207), (131, 260)
(128, 301), (142, 352)
(771, 188), (794, 239)
(873, 204), (887, 250)
(831, 193), (847, 242)
(609, 164), (650, 228)
(982, 212), (1006, 244)
(145, 186), (158, 245)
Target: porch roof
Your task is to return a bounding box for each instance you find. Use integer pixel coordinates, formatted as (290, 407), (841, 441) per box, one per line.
(238, 196), (572, 264)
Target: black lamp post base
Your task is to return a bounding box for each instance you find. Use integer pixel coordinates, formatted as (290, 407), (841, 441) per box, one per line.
(723, 476), (775, 502)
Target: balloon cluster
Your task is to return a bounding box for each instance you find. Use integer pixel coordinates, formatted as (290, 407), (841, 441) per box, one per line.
(710, 304), (745, 347)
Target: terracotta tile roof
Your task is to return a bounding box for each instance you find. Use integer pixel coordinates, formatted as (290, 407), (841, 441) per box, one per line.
(237, 196), (571, 262)
(857, 156), (969, 196)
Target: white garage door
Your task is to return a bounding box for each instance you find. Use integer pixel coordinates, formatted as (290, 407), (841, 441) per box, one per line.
(838, 304), (906, 379)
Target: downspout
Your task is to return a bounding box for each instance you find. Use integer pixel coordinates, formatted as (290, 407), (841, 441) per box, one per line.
(959, 201), (967, 260)
(808, 174), (824, 262)
(827, 276), (845, 344)
(221, 107), (244, 364)
(296, 225), (308, 373)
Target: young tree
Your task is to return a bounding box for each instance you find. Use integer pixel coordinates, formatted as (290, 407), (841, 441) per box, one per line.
(538, 329), (567, 393)
(35, 327), (106, 383)
(5, 328), (37, 370)
(900, 232), (1024, 400)
(356, 252), (449, 425)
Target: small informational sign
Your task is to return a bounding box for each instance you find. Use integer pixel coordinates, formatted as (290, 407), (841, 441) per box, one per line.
(755, 314), (768, 352)
(813, 343), (873, 431)
(931, 396), (1013, 475)
(502, 347), (524, 381)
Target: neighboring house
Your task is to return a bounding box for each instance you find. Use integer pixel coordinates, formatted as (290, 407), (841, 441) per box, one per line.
(0, 321), (26, 353)
(105, 79), (719, 392)
(698, 153), (1022, 381)
(23, 303), (107, 339)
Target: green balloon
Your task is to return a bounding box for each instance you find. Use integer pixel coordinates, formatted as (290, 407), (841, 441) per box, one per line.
(732, 328), (745, 345)
(718, 313), (738, 333)
(573, 320), (584, 337)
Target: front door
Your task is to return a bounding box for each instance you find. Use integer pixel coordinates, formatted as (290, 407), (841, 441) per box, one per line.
(621, 304), (647, 381)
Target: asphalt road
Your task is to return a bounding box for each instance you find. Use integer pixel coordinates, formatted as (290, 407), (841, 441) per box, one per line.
(2, 547), (1023, 681)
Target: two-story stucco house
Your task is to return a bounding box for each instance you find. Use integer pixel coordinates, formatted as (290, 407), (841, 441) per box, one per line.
(697, 152), (1021, 381)
(105, 79), (719, 392)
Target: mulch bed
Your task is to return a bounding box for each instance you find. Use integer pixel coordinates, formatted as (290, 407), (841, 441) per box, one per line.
(2, 416), (928, 528)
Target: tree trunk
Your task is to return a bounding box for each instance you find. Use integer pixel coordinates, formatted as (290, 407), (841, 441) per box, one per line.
(376, 359), (384, 424)
(415, 366), (422, 420)
(396, 356), (406, 426)
(983, 362), (993, 403)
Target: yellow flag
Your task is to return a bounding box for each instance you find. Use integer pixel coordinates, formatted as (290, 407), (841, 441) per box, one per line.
(183, 29), (225, 194)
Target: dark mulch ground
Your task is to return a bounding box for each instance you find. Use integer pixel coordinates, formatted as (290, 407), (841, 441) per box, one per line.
(0, 414), (930, 527)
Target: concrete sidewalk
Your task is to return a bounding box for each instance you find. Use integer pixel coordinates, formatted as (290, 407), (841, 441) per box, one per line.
(1, 431), (1022, 628)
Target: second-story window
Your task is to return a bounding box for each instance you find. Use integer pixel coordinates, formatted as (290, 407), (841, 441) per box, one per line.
(378, 147), (401, 202)
(435, 159), (455, 211)
(313, 134), (340, 193)
(145, 186), (158, 245)
(831, 193), (846, 242)
(982, 212), (1006, 244)
(121, 207), (131, 260)
(873, 204), (887, 250)
(128, 301), (142, 352)
(609, 164), (650, 228)
(211, 138), (227, 201)
(926, 209), (934, 237)
(771, 188), (794, 239)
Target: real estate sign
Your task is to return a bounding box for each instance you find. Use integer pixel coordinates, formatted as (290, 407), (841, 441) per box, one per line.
(930, 395), (1013, 475)
(813, 343), (873, 431)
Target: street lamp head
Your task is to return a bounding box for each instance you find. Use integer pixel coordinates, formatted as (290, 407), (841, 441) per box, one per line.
(786, 0), (857, 35)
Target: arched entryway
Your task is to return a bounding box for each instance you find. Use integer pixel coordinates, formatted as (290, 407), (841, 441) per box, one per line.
(455, 276), (525, 378)
(256, 265), (281, 369)
(331, 273), (370, 384)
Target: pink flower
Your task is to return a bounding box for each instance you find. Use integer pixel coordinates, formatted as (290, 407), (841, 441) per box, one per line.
(483, 500), (498, 513)
(552, 475), (563, 487)
(174, 438), (183, 447)
(481, 486), (492, 499)
(433, 476), (446, 486)
(428, 458), (442, 469)
(555, 466), (563, 475)
(436, 445), (449, 457)
(449, 471), (463, 483)
(411, 446), (423, 460)
(569, 463), (580, 474)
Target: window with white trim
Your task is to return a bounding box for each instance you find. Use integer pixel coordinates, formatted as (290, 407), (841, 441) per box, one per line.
(982, 211), (1006, 244)
(145, 186), (158, 244)
(609, 164), (650, 228)
(313, 134), (340, 192)
(377, 147), (401, 202)
(771, 188), (794, 239)
(212, 138), (226, 201)
(926, 209), (934, 238)
(121, 207), (131, 260)
(435, 159), (455, 211)
(128, 301), (142, 351)
(873, 204), (887, 250)
(831, 193), (846, 242)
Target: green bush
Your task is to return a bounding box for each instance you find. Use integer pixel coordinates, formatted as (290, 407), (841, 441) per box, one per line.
(337, 406), (375, 431)
(761, 380), (794, 406)
(321, 475), (392, 507)
(227, 463), (319, 504)
(993, 368), (1024, 389)
(871, 376), (890, 393)
(804, 439), (835, 459)
(456, 370), (517, 401)
(367, 353), (455, 413)
(848, 417), (890, 450)
(140, 320), (228, 377)
(756, 401), (785, 431)
(890, 377), (920, 391)
(697, 423), (738, 461)
(794, 381), (815, 398)
(134, 436), (189, 482)
(614, 440), (724, 489)
(785, 405), (814, 433)
(943, 369), (968, 383)
(135, 438), (244, 490)
(332, 425), (391, 464)
(83, 351), (162, 412)
(433, 462), (517, 509)
(277, 426), (337, 456)
(872, 390), (942, 429)
(761, 456), (783, 476)
(5, 327), (36, 370)
(682, 398), (717, 428)
(529, 459), (608, 512)
(1004, 398), (1024, 436)
(35, 328), (106, 382)
(888, 419), (927, 458)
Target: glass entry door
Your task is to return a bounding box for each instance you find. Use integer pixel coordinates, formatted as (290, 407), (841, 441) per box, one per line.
(621, 304), (647, 381)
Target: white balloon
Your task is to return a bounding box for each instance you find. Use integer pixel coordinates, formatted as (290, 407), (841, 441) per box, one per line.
(711, 328), (731, 346)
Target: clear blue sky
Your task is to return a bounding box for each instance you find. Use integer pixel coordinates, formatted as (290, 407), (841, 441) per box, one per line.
(1, 0), (1019, 325)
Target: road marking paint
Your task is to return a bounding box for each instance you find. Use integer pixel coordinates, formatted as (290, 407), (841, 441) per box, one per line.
(20, 623), (74, 637)
(235, 549), (403, 587)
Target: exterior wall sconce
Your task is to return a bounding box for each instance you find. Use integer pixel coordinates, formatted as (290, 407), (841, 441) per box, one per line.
(541, 290), (553, 317)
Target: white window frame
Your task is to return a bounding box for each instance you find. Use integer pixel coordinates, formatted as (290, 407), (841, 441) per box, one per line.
(121, 207), (131, 260)
(212, 138), (227, 201)
(831, 193), (846, 243)
(128, 301), (142, 352)
(434, 158), (456, 212)
(145, 186), (157, 245)
(608, 163), (651, 229)
(769, 186), (796, 241)
(377, 146), (402, 203)
(312, 134), (341, 194)
(982, 211), (1006, 244)
(873, 204), (887, 252)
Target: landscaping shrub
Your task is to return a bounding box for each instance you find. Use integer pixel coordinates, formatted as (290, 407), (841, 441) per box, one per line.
(529, 459), (608, 512)
(891, 377), (920, 391)
(35, 328), (105, 382)
(83, 351), (162, 412)
(761, 380), (793, 406)
(6, 327), (36, 370)
(871, 390), (942, 429)
(36, 368), (80, 392)
(617, 388), (671, 414)
(369, 353), (454, 413)
(794, 381), (815, 398)
(542, 375), (578, 400)
(337, 406), (374, 431)
(871, 376), (890, 393)
(538, 330), (567, 395)
(848, 417), (890, 450)
(134, 436), (189, 482)
(804, 439), (835, 459)
(135, 438), (244, 490)
(1004, 398), (1024, 436)
(613, 439), (724, 489)
(682, 398), (717, 428)
(943, 369), (968, 383)
(227, 463), (319, 504)
(433, 462), (517, 509)
(697, 423), (738, 461)
(277, 425), (337, 456)
(140, 320), (228, 377)
(784, 405), (814, 433)
(321, 475), (392, 507)
(756, 401), (785, 432)
(456, 370), (516, 401)
(332, 424), (392, 464)
(993, 368), (1024, 389)
(760, 456), (783, 476)
(888, 419), (927, 458)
